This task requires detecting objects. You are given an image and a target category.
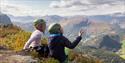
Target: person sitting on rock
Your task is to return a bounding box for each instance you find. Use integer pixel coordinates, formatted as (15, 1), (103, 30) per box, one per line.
(48, 23), (84, 63)
(23, 19), (49, 57)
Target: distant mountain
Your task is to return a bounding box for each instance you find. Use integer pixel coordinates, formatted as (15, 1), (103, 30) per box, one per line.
(99, 34), (121, 52)
(58, 16), (91, 39)
(8, 14), (36, 23)
(10, 12), (125, 38)
(8, 14), (64, 25)
(13, 22), (34, 32)
(91, 12), (125, 22)
(81, 33), (122, 52)
(42, 15), (64, 23)
(9, 12), (125, 30)
(0, 13), (13, 26)
(10, 15), (66, 32)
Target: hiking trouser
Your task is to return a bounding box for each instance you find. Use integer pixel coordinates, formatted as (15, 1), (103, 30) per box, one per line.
(62, 58), (68, 63)
(32, 46), (49, 57)
(60, 55), (68, 63)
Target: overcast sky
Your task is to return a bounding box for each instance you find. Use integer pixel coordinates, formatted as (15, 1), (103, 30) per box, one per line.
(0, 0), (125, 16)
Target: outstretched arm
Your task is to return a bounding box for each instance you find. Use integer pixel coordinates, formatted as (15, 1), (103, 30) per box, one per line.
(63, 29), (85, 49)
(64, 36), (82, 49)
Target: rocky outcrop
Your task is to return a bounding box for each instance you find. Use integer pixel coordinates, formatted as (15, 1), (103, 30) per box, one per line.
(0, 48), (37, 63)
(75, 46), (125, 63)
(99, 35), (121, 52)
(0, 13), (12, 26)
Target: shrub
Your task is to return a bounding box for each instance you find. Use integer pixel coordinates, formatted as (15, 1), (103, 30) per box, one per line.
(68, 50), (103, 63)
(120, 40), (125, 59)
(39, 58), (59, 63)
(12, 31), (31, 51)
(0, 26), (31, 51)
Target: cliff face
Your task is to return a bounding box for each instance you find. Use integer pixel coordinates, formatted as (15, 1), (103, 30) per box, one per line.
(0, 13), (12, 26)
(98, 35), (121, 52)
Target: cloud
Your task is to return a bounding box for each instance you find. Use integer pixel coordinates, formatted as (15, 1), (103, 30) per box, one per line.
(0, 0), (46, 16)
(88, 0), (124, 5)
(1, 0), (124, 16)
(1, 4), (48, 16)
(50, 0), (125, 8)
(49, 0), (125, 16)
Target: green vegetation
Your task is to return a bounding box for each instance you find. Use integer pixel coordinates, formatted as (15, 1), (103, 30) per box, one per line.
(67, 50), (103, 63)
(0, 25), (31, 51)
(120, 40), (125, 59)
(122, 40), (125, 49)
